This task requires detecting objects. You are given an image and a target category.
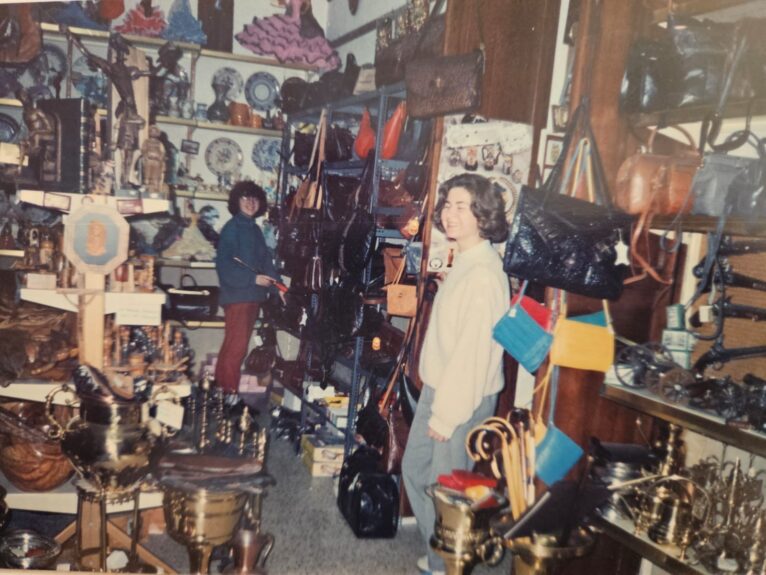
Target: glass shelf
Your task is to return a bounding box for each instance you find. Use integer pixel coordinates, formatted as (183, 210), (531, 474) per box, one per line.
(601, 379), (766, 457)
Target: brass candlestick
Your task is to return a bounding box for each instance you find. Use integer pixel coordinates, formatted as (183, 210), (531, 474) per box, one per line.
(238, 407), (250, 455)
(506, 528), (596, 575)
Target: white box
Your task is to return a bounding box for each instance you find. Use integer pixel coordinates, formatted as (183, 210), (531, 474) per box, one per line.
(25, 272), (57, 289)
(662, 329), (697, 351)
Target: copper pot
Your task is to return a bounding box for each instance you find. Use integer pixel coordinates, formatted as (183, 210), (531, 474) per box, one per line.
(228, 102), (252, 127)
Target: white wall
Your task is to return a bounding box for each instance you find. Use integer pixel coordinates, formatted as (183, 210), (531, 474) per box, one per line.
(325, 0), (408, 67)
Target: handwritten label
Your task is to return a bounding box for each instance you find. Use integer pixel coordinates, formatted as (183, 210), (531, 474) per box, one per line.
(115, 303), (162, 326)
(155, 400), (184, 430)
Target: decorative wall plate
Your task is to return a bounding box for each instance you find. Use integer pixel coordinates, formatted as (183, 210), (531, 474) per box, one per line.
(205, 137), (243, 177)
(251, 138), (281, 172)
(71, 55), (109, 108)
(211, 67), (243, 102)
(245, 72), (279, 112)
(19, 43), (67, 100)
(0, 113), (19, 143)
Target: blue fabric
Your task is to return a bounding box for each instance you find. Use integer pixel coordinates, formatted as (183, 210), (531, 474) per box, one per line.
(215, 213), (279, 306)
(571, 310), (607, 326)
(493, 305), (553, 373)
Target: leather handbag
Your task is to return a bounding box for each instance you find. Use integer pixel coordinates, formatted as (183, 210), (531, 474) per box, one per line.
(492, 281), (553, 374)
(243, 345), (276, 376)
(353, 108), (375, 159)
(691, 131), (766, 217)
(503, 104), (634, 301)
(337, 446), (399, 538)
(290, 110), (326, 221)
(381, 101), (407, 160)
(385, 258), (417, 318)
(549, 307), (615, 373)
(326, 124), (355, 163)
(374, 12), (445, 88)
(615, 125), (700, 215)
(404, 0), (484, 119)
(534, 367), (583, 486)
(618, 36), (675, 114)
(161, 274), (219, 321)
(405, 49), (484, 119)
(339, 155), (376, 275)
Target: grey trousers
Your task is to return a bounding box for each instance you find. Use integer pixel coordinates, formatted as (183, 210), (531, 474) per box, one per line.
(401, 385), (498, 573)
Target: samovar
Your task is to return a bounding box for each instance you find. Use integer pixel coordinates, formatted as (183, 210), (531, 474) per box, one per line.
(427, 484), (506, 575)
(45, 383), (161, 493)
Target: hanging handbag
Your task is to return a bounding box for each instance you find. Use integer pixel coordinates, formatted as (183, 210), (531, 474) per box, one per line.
(339, 155), (376, 275)
(691, 131), (766, 217)
(374, 7), (445, 88)
(549, 292), (615, 373)
(618, 36), (675, 114)
(381, 101), (407, 160)
(326, 124), (355, 163)
(353, 108), (375, 160)
(492, 281), (553, 374)
(534, 366), (583, 486)
(404, 0), (484, 119)
(615, 125), (700, 216)
(385, 258), (417, 318)
(290, 110), (327, 221)
(503, 103), (634, 301)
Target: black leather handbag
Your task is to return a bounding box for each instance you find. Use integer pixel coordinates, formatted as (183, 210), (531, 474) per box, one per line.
(337, 446), (399, 539)
(339, 156), (376, 276)
(161, 274), (220, 321)
(503, 102), (634, 301)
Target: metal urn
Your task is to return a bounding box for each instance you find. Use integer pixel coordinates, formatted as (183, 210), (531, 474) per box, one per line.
(427, 484), (506, 575)
(46, 384), (160, 494)
(161, 477), (250, 575)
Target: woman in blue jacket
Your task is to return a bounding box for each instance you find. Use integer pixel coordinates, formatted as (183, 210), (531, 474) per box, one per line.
(215, 181), (281, 394)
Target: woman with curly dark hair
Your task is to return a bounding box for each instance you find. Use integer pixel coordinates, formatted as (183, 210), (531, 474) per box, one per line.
(215, 181), (281, 395)
(402, 173), (509, 575)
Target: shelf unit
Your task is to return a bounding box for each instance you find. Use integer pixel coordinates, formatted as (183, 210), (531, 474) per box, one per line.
(601, 380), (766, 457)
(278, 83), (410, 458)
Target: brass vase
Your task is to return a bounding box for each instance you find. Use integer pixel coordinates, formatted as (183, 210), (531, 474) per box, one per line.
(223, 529), (274, 575)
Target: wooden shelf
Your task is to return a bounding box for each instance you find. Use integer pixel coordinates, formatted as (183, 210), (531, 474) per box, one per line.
(601, 379), (766, 457)
(0, 249), (24, 258)
(651, 214), (766, 237)
(288, 82), (406, 122)
(175, 188), (229, 201)
(199, 48), (319, 71)
(155, 116), (282, 137)
(156, 258), (215, 269)
(648, 0), (760, 24)
(628, 97), (766, 129)
(592, 514), (711, 575)
(168, 319), (225, 328)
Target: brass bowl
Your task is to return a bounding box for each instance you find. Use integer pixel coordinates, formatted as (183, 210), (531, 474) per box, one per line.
(0, 529), (61, 569)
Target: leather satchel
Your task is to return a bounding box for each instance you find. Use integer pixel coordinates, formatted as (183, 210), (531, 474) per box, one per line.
(161, 274), (219, 321)
(405, 49), (484, 119)
(504, 105), (634, 301)
(374, 13), (445, 88)
(615, 125), (700, 215)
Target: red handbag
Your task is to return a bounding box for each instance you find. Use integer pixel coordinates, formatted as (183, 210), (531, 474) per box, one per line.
(353, 108), (375, 159)
(381, 102), (407, 160)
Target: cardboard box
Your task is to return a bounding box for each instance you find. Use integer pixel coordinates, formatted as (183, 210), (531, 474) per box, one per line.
(328, 406), (348, 429)
(25, 272), (57, 289)
(301, 449), (342, 477)
(301, 433), (344, 464)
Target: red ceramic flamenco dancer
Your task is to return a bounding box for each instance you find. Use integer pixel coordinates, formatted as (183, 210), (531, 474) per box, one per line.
(236, 0), (341, 71)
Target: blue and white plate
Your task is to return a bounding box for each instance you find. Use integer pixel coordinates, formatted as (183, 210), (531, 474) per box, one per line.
(245, 72), (280, 112)
(251, 138), (281, 172)
(18, 43), (67, 101)
(0, 113), (20, 143)
(71, 55), (109, 108)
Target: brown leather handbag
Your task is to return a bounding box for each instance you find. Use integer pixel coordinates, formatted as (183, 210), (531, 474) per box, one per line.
(615, 125), (701, 216)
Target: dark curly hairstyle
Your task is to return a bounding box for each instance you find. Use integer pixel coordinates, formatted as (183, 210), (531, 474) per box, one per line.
(228, 181), (268, 217)
(433, 173), (508, 243)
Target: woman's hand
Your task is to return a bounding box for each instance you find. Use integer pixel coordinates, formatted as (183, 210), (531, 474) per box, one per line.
(428, 427), (448, 442)
(255, 274), (275, 287)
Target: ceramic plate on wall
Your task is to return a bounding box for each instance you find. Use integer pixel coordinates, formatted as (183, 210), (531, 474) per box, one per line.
(251, 138), (281, 172)
(19, 43), (67, 100)
(212, 67), (243, 102)
(245, 72), (280, 112)
(205, 137), (243, 177)
(71, 55), (109, 108)
(0, 113), (20, 143)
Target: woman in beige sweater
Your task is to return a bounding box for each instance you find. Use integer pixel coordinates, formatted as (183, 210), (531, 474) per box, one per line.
(402, 173), (509, 575)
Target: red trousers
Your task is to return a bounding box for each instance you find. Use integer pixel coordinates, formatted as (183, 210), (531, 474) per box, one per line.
(215, 302), (260, 393)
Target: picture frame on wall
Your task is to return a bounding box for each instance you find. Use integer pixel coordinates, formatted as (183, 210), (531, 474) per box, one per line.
(544, 134), (564, 169)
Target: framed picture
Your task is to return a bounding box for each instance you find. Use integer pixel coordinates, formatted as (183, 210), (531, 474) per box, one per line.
(544, 135), (564, 168)
(181, 139), (200, 155)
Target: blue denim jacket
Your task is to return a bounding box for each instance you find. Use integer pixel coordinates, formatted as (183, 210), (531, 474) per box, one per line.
(215, 213), (279, 306)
